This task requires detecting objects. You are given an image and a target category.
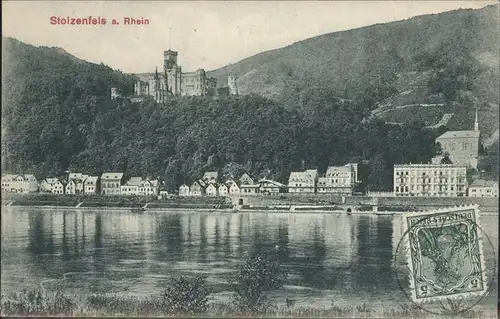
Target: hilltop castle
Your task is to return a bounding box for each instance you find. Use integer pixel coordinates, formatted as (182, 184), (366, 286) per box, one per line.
(132, 50), (238, 103)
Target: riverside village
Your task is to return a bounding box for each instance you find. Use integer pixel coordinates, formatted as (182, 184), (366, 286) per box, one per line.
(2, 72), (498, 212)
(1, 2), (499, 318)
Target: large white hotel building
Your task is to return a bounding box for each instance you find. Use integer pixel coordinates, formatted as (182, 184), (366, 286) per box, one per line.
(393, 164), (468, 197)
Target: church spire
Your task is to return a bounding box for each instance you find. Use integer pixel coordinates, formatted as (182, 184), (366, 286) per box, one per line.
(474, 108), (479, 131)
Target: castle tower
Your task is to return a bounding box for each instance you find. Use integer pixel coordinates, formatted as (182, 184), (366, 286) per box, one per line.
(154, 67), (163, 103)
(164, 50), (178, 70)
(474, 108), (479, 132)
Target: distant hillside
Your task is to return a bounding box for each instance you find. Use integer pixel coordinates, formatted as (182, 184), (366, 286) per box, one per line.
(208, 5), (499, 136)
(2, 37), (449, 188)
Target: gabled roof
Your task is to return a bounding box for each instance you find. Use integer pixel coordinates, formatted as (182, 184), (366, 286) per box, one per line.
(198, 179), (207, 188)
(239, 173), (254, 184)
(44, 177), (59, 184)
(190, 180), (202, 188)
(2, 174), (19, 181)
(289, 171), (304, 180)
(101, 172), (124, 180)
(125, 177), (143, 186)
(258, 179), (285, 187)
(84, 176), (99, 184)
(326, 165), (352, 175)
(69, 173), (87, 180)
(437, 130), (480, 139)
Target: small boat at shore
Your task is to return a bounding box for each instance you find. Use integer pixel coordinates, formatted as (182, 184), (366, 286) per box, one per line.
(131, 207), (145, 213)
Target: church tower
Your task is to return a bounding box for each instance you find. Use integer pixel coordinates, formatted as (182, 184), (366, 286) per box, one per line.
(474, 108), (479, 132)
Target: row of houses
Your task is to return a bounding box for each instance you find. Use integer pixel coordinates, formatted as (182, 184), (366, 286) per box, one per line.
(179, 178), (286, 197)
(2, 172), (161, 197)
(3, 162), (497, 198)
(177, 171), (287, 197)
(179, 161), (497, 198)
(178, 164), (359, 197)
(393, 164), (498, 197)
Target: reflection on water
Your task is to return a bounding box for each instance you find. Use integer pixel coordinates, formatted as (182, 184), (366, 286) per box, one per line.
(1, 207), (497, 308)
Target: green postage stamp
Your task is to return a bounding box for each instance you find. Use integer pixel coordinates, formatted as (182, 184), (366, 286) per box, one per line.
(402, 205), (487, 303)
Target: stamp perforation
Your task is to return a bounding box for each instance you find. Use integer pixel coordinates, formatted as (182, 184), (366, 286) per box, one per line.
(402, 204), (488, 304)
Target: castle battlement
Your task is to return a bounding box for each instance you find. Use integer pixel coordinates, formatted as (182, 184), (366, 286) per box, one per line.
(133, 49), (238, 102)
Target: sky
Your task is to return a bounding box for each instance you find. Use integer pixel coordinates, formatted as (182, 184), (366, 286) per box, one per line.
(2, 1), (497, 73)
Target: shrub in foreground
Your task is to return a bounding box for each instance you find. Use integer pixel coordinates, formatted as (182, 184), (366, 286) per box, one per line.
(162, 274), (212, 315)
(232, 254), (288, 313)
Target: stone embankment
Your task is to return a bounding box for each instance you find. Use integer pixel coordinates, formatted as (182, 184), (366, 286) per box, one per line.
(230, 194), (498, 213)
(1, 194), (232, 210)
(1, 193), (497, 214)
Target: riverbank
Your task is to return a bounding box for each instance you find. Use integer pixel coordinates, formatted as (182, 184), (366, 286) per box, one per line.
(2, 193), (497, 214)
(1, 193), (232, 210)
(0, 290), (494, 318)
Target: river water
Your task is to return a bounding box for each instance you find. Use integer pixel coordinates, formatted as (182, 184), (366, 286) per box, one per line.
(1, 207), (498, 310)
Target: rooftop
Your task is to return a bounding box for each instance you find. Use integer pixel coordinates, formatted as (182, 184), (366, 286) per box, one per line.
(394, 164), (467, 168)
(125, 177), (143, 186)
(470, 179), (498, 187)
(101, 172), (124, 180)
(85, 176), (99, 183)
(258, 179), (286, 187)
(437, 130), (480, 139)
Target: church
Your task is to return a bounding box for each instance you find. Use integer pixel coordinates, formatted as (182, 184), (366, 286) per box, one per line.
(133, 50), (237, 102)
(434, 109), (481, 169)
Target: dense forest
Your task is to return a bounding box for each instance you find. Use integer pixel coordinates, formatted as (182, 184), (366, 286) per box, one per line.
(2, 36), (445, 191)
(4, 4), (500, 191)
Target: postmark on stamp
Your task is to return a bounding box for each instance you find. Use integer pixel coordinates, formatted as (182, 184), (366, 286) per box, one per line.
(402, 205), (488, 304)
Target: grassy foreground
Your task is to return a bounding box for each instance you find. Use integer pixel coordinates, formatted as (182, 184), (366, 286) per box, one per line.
(0, 289), (496, 318)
